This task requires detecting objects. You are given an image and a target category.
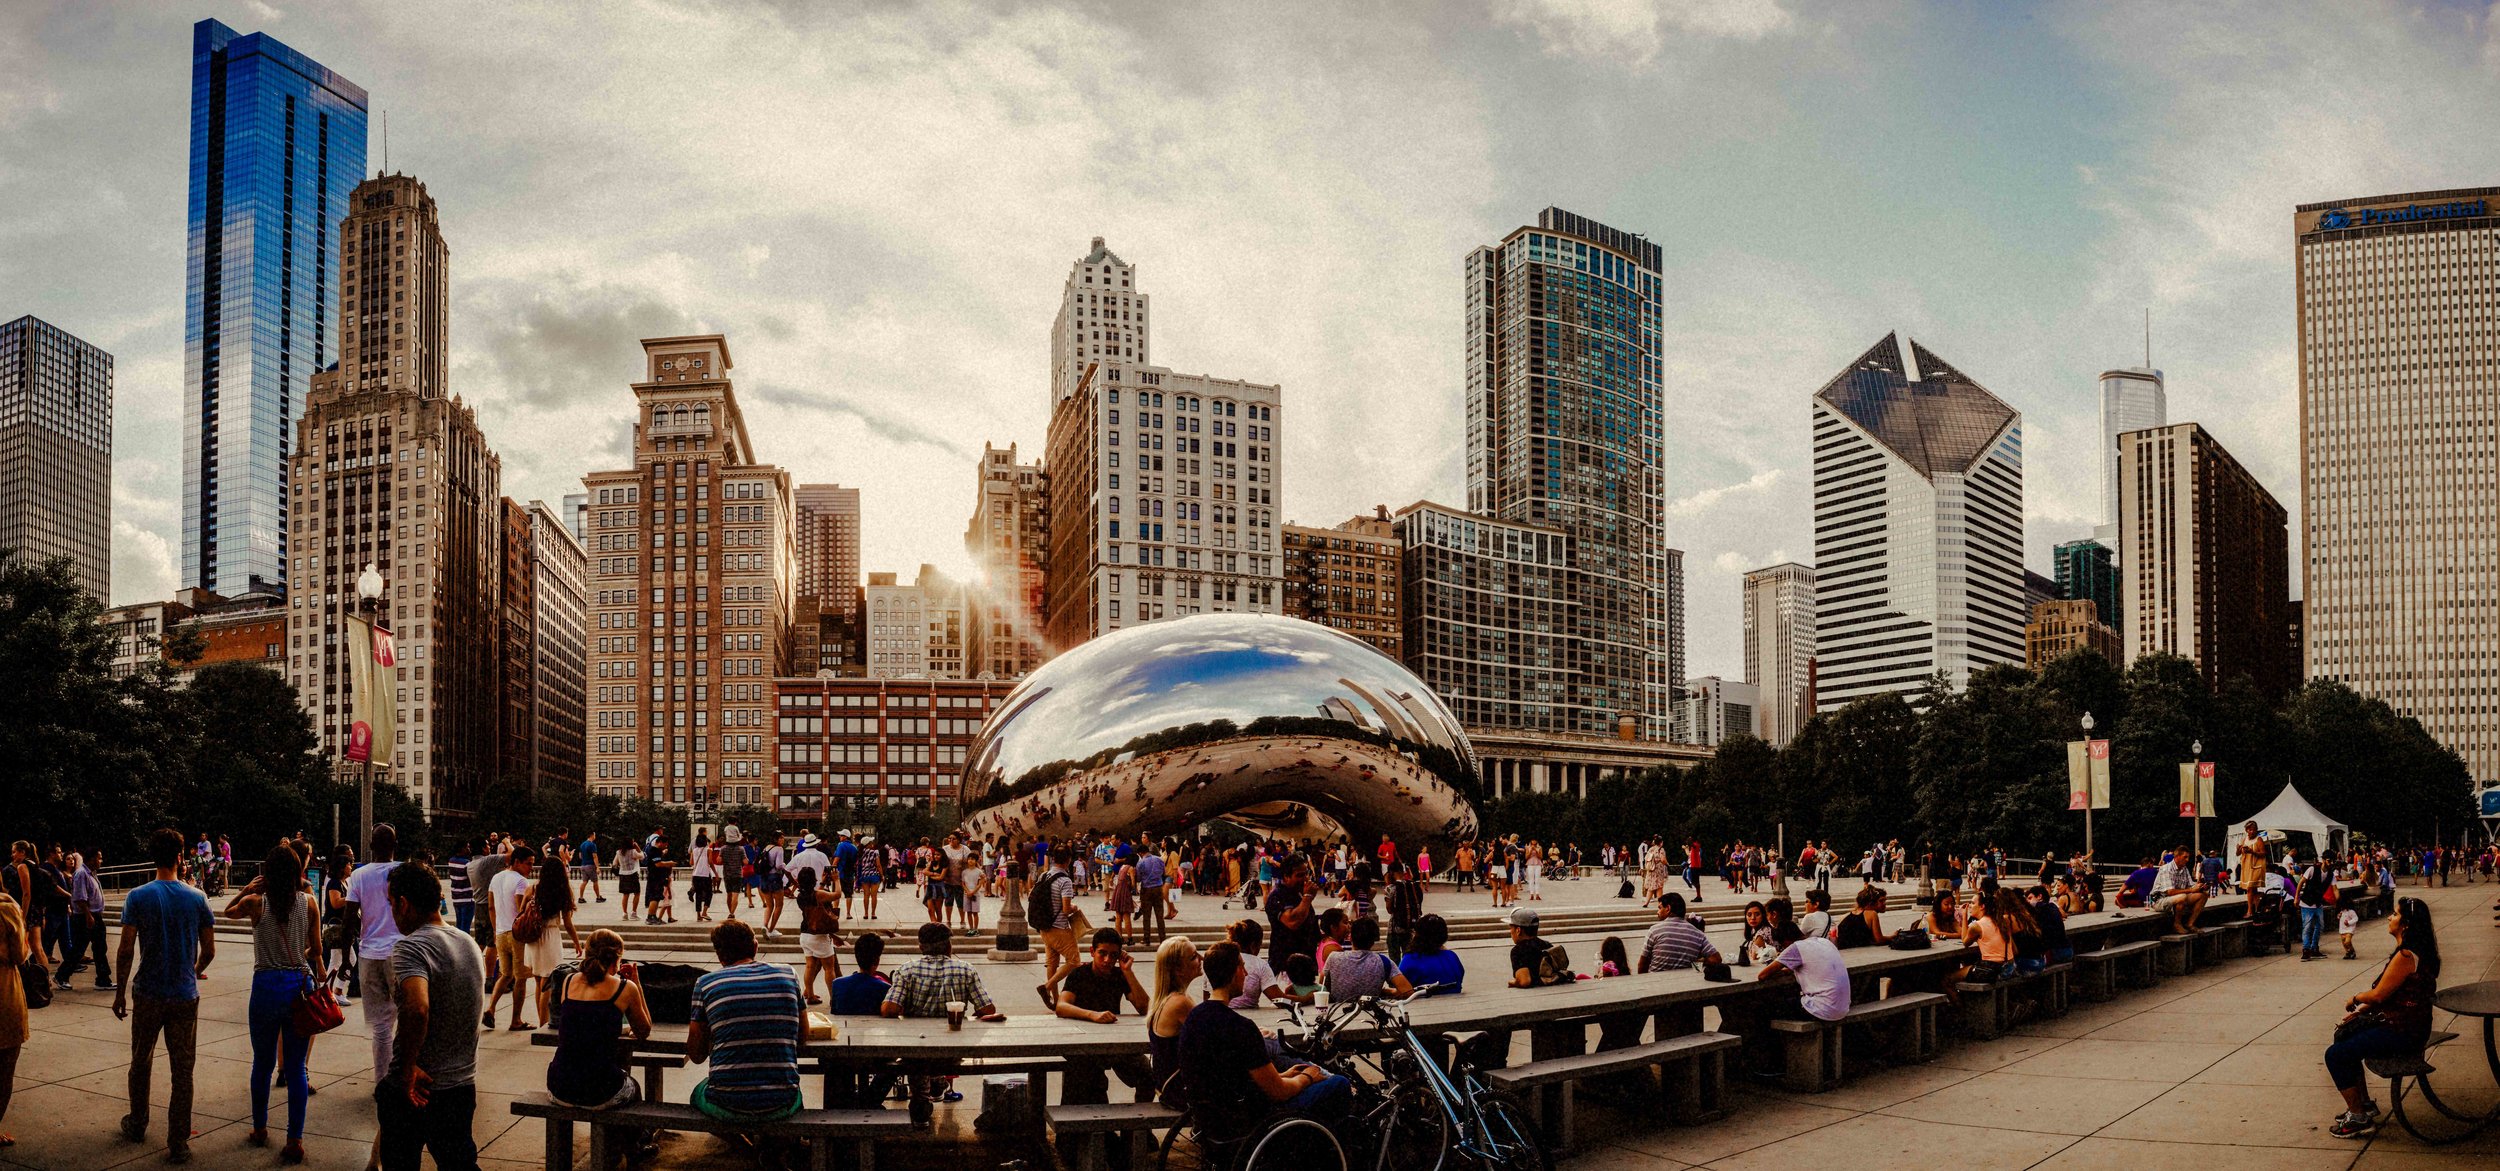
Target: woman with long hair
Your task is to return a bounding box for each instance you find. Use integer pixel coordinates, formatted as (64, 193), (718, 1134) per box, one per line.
(225, 843), (326, 1162)
(528, 852), (582, 1012)
(856, 837), (883, 921)
(758, 831), (787, 937)
(2322, 897), (2441, 1138)
(792, 867), (843, 1005)
(1147, 936), (1201, 1097)
(548, 929), (653, 1108)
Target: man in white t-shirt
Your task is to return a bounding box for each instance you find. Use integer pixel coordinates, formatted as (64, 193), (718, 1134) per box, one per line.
(343, 824), (409, 1083)
(789, 834), (832, 892)
(480, 847), (540, 1030)
(1758, 933), (1851, 1022)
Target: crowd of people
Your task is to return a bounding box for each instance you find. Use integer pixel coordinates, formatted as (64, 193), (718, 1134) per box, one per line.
(0, 819), (2480, 1160)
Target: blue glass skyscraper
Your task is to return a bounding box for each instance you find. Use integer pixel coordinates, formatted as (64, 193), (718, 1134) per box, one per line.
(183, 19), (366, 598)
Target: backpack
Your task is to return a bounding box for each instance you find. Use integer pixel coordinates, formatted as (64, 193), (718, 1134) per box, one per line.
(1027, 872), (1062, 931)
(1533, 942), (1573, 987)
(2299, 868), (2327, 905)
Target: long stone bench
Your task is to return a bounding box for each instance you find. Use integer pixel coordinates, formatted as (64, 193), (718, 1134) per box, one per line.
(1953, 963), (2071, 1041)
(2072, 940), (2159, 1002)
(2206, 919), (2252, 961)
(1488, 1031), (1743, 1151)
(1047, 1101), (1187, 1171)
(512, 1095), (914, 1171)
(1765, 992), (1946, 1094)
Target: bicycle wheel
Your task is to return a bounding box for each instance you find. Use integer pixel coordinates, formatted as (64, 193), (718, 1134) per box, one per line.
(1234, 1115), (1348, 1171)
(1465, 1090), (1550, 1171)
(1378, 1081), (1451, 1171)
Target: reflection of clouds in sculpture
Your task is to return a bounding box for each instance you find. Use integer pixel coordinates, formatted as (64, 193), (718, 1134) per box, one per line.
(958, 613), (1480, 843)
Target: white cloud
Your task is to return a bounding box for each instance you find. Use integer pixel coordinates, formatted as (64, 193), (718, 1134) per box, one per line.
(1490, 0), (1794, 64)
(112, 519), (172, 604)
(1670, 467), (1780, 517)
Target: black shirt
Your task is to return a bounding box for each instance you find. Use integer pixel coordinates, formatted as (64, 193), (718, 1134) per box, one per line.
(1266, 881), (1320, 966)
(1835, 912), (1878, 950)
(1179, 1000), (1269, 1134)
(2032, 900), (2069, 953)
(1510, 938), (1562, 986)
(1064, 963), (1131, 1016)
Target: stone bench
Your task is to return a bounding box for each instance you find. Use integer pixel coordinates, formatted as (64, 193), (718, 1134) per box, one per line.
(1765, 992), (1946, 1094)
(1047, 1101), (1187, 1171)
(1953, 963), (2071, 1041)
(512, 1094), (914, 1171)
(1487, 1031), (1742, 1151)
(2158, 932), (2201, 977)
(2206, 919), (2252, 961)
(2072, 940), (2159, 1002)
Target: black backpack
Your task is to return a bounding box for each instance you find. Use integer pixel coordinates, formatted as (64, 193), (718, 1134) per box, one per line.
(2299, 868), (2328, 904)
(1026, 872), (1061, 932)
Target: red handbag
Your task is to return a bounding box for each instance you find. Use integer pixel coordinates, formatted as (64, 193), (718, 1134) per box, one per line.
(292, 976), (346, 1037)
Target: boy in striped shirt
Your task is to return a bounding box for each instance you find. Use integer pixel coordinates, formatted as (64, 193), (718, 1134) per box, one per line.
(687, 920), (804, 1125)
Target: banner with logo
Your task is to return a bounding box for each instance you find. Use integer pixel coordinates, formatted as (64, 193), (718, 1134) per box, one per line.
(2197, 761), (2216, 813)
(2087, 739), (2111, 809)
(2068, 741), (2090, 811)
(344, 614), (399, 765)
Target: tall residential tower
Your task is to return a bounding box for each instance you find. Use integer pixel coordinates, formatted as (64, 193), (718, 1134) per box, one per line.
(0, 316), (114, 599)
(1742, 562), (1815, 746)
(963, 444), (1047, 678)
(2296, 188), (2500, 780)
(2117, 422), (2292, 694)
(1464, 208), (1675, 736)
(1810, 333), (2025, 709)
(184, 19), (368, 599)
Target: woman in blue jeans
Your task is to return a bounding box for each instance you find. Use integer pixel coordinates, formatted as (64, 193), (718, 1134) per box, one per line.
(223, 843), (328, 1163)
(2322, 897), (2439, 1139)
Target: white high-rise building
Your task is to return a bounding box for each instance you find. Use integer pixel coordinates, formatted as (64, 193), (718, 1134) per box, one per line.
(1671, 676), (1759, 747)
(2297, 189), (2500, 781)
(1743, 562), (1816, 746)
(1042, 237), (1284, 650)
(1810, 333), (2026, 710)
(2094, 366), (2165, 550)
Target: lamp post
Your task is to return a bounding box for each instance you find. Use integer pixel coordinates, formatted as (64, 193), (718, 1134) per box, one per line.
(2080, 711), (2096, 857)
(355, 563), (385, 856)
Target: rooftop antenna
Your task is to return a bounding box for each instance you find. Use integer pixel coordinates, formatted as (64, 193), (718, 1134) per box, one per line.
(381, 110), (389, 175)
(2143, 307), (2151, 369)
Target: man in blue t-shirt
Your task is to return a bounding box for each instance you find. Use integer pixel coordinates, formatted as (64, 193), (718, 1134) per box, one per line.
(826, 934), (898, 1106)
(112, 828), (217, 1161)
(833, 832), (861, 917)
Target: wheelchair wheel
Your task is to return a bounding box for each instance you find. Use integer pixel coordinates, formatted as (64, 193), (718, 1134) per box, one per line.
(1467, 1090), (1550, 1171)
(1232, 1115), (1348, 1171)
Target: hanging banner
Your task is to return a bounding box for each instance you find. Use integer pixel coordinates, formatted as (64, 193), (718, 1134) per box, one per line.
(344, 614), (399, 765)
(2088, 739), (2112, 810)
(2198, 761), (2216, 812)
(2067, 741), (2090, 811)
(2179, 762), (2199, 818)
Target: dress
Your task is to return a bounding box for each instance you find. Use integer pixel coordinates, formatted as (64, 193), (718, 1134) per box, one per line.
(528, 885), (575, 975)
(1107, 870), (1136, 917)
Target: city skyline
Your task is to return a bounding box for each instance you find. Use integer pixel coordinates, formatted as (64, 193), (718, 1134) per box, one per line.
(15, 4), (2500, 686)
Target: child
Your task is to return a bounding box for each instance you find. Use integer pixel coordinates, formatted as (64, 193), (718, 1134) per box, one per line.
(2337, 904), (2359, 959)
(1277, 953), (1320, 1004)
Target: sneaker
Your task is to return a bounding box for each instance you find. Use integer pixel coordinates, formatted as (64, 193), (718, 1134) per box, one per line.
(2329, 1109), (2378, 1139)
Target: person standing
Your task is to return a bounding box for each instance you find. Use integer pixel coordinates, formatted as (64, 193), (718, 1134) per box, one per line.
(690, 833), (718, 923)
(224, 843), (326, 1162)
(55, 850), (109, 990)
(2297, 851), (2332, 961)
(376, 863), (485, 1171)
(0, 855), (30, 1149)
(445, 843), (475, 936)
(1033, 853), (1080, 1013)
(612, 838), (641, 922)
(113, 828), (217, 1162)
(576, 832), (606, 905)
(346, 821), (412, 1166)
(481, 847), (540, 1031)
(832, 831), (860, 919)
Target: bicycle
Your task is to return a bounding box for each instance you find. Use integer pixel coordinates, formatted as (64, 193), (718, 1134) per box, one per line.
(1277, 986), (1548, 1171)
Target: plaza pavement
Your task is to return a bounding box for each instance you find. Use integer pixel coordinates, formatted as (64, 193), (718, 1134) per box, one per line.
(7, 873), (2496, 1169)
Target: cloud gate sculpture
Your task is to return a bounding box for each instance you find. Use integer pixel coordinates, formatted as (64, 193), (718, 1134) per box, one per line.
(959, 613), (1482, 845)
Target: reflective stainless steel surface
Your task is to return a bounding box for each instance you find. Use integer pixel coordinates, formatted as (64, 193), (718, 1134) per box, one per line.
(959, 613), (1481, 844)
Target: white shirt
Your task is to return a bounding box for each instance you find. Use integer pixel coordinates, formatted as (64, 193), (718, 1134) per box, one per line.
(1777, 937), (1852, 1022)
(347, 861), (403, 961)
(2153, 859), (2197, 896)
(692, 847), (717, 878)
(488, 868), (532, 935)
(789, 847), (830, 888)
(1797, 910), (1833, 939)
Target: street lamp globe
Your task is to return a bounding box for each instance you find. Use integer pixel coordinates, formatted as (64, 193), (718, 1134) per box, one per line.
(2192, 739), (2203, 757)
(356, 563), (384, 603)
(2080, 711), (2095, 734)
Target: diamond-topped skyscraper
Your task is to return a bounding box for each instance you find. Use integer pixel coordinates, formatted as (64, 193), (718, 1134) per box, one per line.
(183, 19), (368, 599)
(1463, 208), (1679, 737)
(1810, 333), (2025, 709)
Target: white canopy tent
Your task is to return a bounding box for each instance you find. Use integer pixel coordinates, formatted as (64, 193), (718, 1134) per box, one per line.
(2235, 783), (2349, 860)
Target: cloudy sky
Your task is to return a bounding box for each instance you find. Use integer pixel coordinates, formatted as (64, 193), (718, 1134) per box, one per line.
(10, 0), (2500, 678)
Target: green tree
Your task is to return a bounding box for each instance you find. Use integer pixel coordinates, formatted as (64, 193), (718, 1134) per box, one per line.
(184, 663), (335, 855)
(1910, 665), (2064, 855)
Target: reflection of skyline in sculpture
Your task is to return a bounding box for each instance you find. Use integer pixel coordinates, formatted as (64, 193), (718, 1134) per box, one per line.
(958, 613), (1482, 844)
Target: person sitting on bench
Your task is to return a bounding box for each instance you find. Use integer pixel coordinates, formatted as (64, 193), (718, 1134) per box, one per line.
(2152, 848), (2209, 935)
(687, 919), (805, 1136)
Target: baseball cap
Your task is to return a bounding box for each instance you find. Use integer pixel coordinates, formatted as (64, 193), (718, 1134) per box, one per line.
(1506, 907), (1539, 929)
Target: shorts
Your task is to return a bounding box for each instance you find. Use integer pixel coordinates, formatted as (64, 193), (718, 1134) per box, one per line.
(943, 882), (964, 909)
(577, 864), (597, 881)
(495, 932), (529, 982)
(838, 870), (858, 896)
(617, 871), (639, 891)
(799, 932), (840, 959)
(859, 874), (882, 890)
(758, 872), (785, 894)
(2156, 892), (2194, 912)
